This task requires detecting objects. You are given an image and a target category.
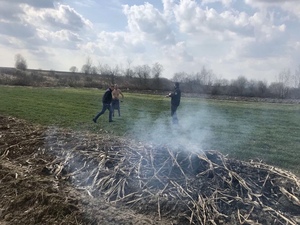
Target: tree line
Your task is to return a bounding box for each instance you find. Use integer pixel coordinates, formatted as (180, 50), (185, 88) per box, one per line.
(13, 54), (300, 99)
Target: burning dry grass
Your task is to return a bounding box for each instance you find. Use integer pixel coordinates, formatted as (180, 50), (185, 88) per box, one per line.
(1, 115), (300, 225)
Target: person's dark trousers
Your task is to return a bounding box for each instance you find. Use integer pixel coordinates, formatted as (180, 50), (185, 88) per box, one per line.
(171, 105), (178, 124)
(94, 103), (113, 122)
(112, 99), (120, 117)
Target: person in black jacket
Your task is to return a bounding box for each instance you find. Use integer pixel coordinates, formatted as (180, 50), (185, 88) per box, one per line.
(166, 82), (181, 124)
(93, 85), (114, 123)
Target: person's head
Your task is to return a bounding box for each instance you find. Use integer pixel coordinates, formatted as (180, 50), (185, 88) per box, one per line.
(174, 82), (179, 88)
(110, 84), (114, 90)
(114, 84), (118, 89)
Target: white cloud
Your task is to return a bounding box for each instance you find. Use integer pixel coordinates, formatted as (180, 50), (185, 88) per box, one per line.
(0, 0), (299, 83)
(173, 1), (253, 39)
(0, 1), (93, 70)
(37, 29), (82, 47)
(163, 41), (194, 62)
(173, 0), (203, 33)
(201, 0), (233, 7)
(22, 4), (92, 32)
(0, 0), (62, 8)
(245, 0), (300, 18)
(248, 11), (286, 41)
(123, 2), (175, 45)
(0, 2), (92, 48)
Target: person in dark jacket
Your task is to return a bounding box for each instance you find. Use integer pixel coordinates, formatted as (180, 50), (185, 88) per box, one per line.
(93, 85), (114, 123)
(166, 82), (181, 124)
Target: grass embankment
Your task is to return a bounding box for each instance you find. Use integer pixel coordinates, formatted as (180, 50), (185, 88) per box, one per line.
(1, 85), (300, 175)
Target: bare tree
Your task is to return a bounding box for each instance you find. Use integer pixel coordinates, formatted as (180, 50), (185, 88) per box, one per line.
(151, 62), (163, 89)
(142, 65), (151, 80)
(214, 78), (229, 86)
(90, 66), (98, 75)
(151, 62), (163, 79)
(98, 63), (111, 75)
(278, 68), (292, 87)
(256, 80), (268, 97)
(125, 59), (135, 78)
(135, 65), (151, 79)
(269, 82), (286, 98)
(172, 72), (189, 83)
(193, 66), (215, 86)
(134, 64), (151, 87)
(275, 69), (291, 98)
(230, 76), (248, 96)
(81, 56), (93, 74)
(134, 65), (142, 79)
(243, 79), (267, 97)
(292, 65), (300, 88)
(14, 54), (27, 70)
(110, 65), (121, 84)
(69, 66), (78, 73)
(98, 63), (120, 83)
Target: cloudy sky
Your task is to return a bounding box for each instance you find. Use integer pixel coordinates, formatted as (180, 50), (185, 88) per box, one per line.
(0, 0), (299, 83)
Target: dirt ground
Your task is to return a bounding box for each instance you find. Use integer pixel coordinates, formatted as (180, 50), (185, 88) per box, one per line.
(1, 115), (300, 225)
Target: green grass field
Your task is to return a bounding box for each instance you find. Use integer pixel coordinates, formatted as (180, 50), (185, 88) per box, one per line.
(1, 85), (300, 175)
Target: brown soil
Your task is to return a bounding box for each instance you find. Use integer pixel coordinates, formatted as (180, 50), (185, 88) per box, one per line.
(0, 115), (300, 225)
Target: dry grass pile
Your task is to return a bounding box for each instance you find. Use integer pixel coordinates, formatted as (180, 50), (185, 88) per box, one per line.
(44, 131), (300, 224)
(1, 115), (300, 225)
(0, 116), (95, 225)
(0, 116), (168, 225)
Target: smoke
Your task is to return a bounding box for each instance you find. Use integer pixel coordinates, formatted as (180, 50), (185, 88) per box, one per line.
(131, 103), (213, 154)
(131, 100), (254, 155)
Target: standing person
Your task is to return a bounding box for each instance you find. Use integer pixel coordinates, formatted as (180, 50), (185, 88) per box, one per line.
(166, 82), (181, 124)
(112, 84), (124, 117)
(93, 85), (114, 123)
